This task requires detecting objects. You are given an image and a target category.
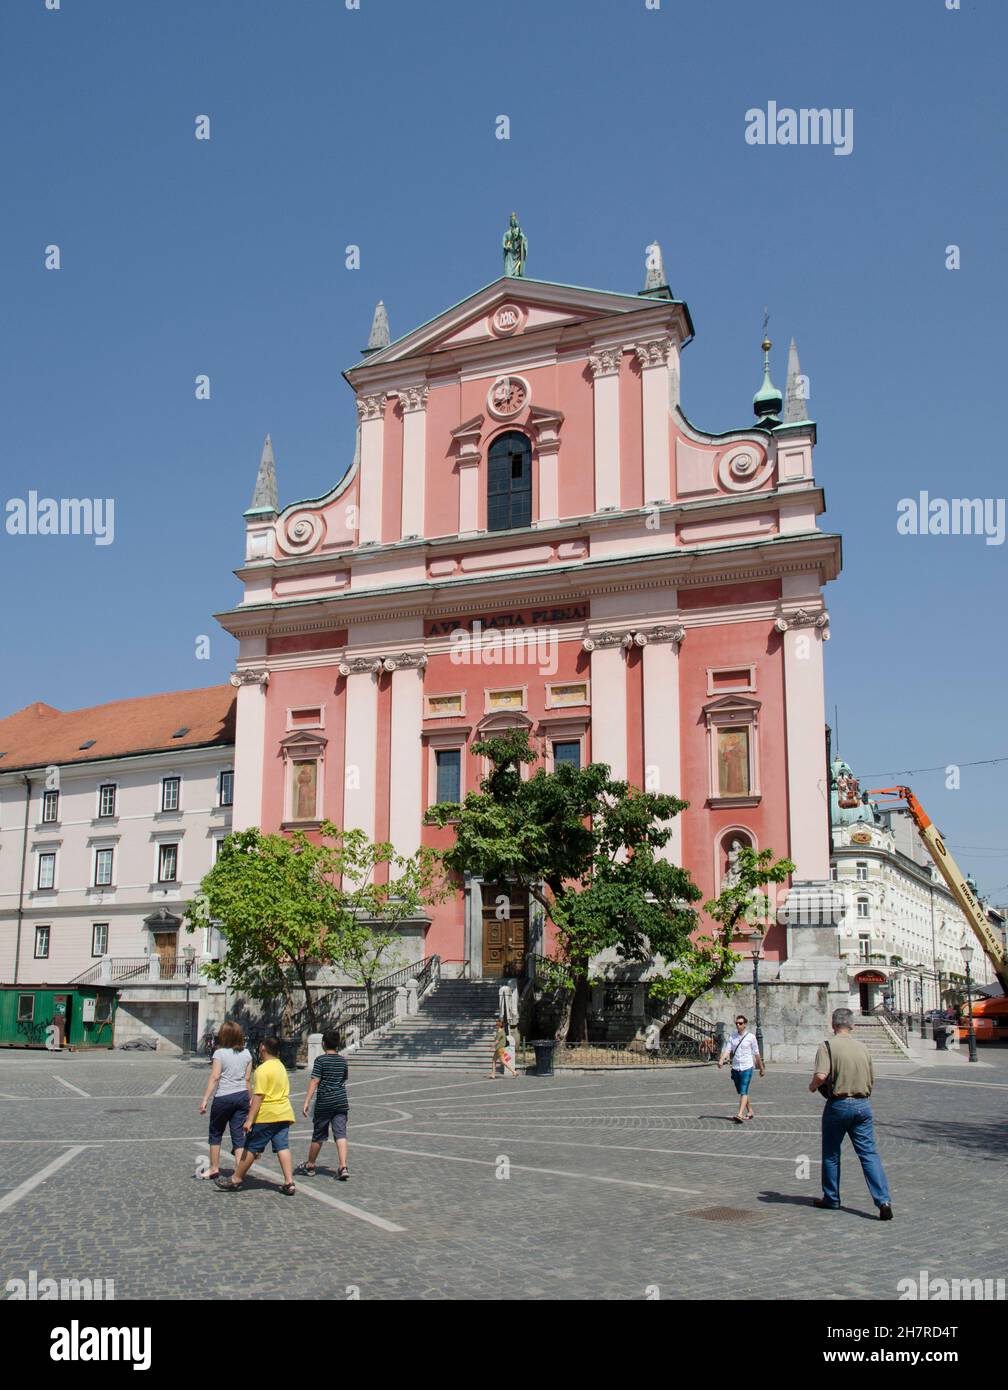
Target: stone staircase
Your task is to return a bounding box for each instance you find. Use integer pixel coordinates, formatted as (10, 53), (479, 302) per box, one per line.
(350, 978), (503, 1068)
(853, 1018), (911, 1062)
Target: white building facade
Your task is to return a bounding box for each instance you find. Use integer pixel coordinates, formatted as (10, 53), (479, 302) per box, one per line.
(0, 688), (235, 1050)
(830, 760), (995, 1014)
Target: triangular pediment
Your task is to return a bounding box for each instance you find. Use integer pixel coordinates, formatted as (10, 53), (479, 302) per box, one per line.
(348, 277), (679, 372)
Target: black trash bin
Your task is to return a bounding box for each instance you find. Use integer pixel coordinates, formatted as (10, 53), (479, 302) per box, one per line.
(531, 1039), (556, 1077)
(935, 1025), (952, 1052)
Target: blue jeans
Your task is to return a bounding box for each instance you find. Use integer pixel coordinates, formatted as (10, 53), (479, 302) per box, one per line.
(821, 1098), (891, 1208)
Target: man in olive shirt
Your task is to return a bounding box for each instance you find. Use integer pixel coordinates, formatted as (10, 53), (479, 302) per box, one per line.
(809, 1007), (893, 1220)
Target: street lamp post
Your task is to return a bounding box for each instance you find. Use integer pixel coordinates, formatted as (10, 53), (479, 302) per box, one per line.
(182, 944), (195, 1060)
(751, 926), (765, 1060)
(918, 968), (926, 1039)
(960, 941), (978, 1063)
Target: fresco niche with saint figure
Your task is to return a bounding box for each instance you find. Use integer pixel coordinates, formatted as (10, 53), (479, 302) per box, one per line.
(717, 727), (750, 797)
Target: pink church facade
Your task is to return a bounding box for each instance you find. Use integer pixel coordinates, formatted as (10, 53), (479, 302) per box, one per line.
(216, 261), (840, 979)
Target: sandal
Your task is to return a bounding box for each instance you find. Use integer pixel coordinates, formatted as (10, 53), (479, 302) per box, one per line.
(338, 1167), (350, 1181)
(200, 1169), (221, 1180)
(295, 1163), (316, 1176)
(733, 1116), (744, 1124)
(280, 1183), (296, 1196)
(216, 1178), (242, 1191)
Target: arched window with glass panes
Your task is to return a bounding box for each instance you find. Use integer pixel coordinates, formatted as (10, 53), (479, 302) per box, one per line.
(487, 431), (532, 532)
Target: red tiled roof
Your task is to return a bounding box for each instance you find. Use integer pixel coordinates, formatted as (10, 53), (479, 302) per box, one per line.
(0, 686), (236, 773)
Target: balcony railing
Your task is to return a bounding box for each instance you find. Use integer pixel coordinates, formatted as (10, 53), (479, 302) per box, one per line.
(71, 955), (208, 986)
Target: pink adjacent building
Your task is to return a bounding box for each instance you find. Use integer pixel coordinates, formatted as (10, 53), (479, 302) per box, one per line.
(216, 234), (840, 980)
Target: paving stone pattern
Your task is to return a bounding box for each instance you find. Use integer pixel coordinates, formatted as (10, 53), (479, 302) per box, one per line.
(0, 1048), (1005, 1300)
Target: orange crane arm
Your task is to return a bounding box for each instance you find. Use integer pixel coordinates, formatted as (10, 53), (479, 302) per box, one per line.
(867, 785), (1008, 995)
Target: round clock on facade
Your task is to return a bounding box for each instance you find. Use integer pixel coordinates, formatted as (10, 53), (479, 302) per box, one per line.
(487, 374), (530, 418)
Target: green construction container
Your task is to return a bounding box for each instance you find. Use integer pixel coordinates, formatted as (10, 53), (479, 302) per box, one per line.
(0, 985), (118, 1049)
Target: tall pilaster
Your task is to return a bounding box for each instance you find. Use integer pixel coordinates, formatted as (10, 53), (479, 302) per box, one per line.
(356, 394), (387, 545)
(641, 622), (685, 863)
(588, 346), (622, 512)
(778, 597), (831, 880)
(398, 385), (428, 539)
(229, 665), (269, 831)
(388, 655), (426, 857)
(340, 661), (379, 843)
(635, 338), (672, 504)
(582, 632), (628, 778)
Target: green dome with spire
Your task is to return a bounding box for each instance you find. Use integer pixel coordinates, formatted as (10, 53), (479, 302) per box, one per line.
(753, 334), (783, 422)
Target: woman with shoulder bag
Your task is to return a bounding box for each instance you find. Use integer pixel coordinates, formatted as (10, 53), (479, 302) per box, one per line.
(717, 1013), (765, 1123)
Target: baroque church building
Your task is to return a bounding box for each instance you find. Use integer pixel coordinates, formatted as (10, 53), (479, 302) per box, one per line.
(216, 225), (840, 979)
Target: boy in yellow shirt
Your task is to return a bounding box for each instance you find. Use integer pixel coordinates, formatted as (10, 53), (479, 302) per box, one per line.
(217, 1037), (297, 1195)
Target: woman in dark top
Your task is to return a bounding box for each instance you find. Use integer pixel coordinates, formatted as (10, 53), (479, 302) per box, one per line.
(297, 1028), (350, 1180)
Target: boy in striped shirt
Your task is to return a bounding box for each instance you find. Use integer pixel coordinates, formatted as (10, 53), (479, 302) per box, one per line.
(298, 1030), (350, 1180)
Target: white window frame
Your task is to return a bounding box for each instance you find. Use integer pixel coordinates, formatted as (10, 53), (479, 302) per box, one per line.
(545, 680), (590, 710)
(705, 665), (757, 696)
(484, 686), (528, 715)
(161, 776), (181, 813)
(92, 922), (109, 957)
(97, 783), (117, 819)
(36, 852), (56, 890)
(94, 847), (115, 887)
(425, 728), (471, 809)
(34, 925), (50, 959)
(157, 842), (180, 884)
(857, 896), (870, 919)
(218, 769), (234, 807)
(41, 789), (60, 824)
(424, 692), (467, 720)
(856, 861), (868, 881)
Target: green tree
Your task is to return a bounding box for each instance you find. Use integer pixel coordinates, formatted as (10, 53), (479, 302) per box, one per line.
(332, 841), (446, 1011)
(426, 728), (703, 1040)
(187, 823), (442, 1035)
(647, 844), (794, 1034)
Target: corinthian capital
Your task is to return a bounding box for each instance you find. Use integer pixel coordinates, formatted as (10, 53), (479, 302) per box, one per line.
(634, 337), (672, 369)
(356, 393), (387, 422)
(397, 385), (429, 414)
(588, 347), (622, 378)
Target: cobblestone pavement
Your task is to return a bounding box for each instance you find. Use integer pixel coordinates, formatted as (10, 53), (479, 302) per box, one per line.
(0, 1048), (1005, 1301)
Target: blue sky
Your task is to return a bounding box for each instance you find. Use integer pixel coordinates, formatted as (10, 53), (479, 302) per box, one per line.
(2, 0), (1006, 894)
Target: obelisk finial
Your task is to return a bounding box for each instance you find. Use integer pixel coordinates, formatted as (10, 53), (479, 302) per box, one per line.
(784, 336), (809, 422)
(247, 433), (279, 515)
(363, 300), (390, 355)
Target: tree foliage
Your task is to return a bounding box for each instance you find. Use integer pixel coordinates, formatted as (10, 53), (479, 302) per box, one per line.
(426, 729), (703, 1039)
(187, 823), (443, 1035)
(648, 844), (795, 1033)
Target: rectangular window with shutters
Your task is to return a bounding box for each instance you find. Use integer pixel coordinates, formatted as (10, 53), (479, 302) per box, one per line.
(435, 749), (462, 804)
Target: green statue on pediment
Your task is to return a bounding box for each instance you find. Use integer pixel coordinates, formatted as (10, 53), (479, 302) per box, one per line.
(503, 212), (528, 277)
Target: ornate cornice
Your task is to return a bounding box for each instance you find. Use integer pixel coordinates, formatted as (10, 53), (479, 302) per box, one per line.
(588, 347), (622, 378)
